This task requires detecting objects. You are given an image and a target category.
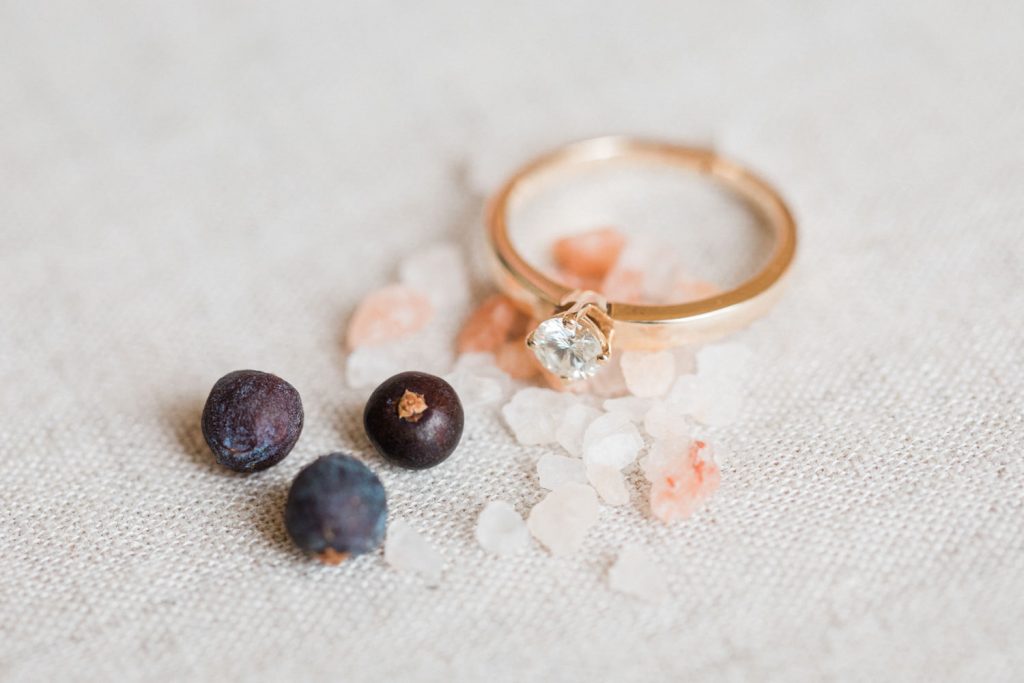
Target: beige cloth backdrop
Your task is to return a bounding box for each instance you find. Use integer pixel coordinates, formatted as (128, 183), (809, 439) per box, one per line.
(2, 1), (1022, 681)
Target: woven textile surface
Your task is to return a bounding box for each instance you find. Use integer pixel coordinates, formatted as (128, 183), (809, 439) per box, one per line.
(2, 1), (1022, 681)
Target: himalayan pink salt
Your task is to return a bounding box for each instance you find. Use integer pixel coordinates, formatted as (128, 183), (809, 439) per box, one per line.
(384, 519), (443, 585)
(620, 350), (676, 398)
(495, 338), (540, 380)
(536, 453), (587, 490)
(555, 403), (602, 457)
(601, 267), (646, 304)
(457, 294), (526, 354)
(586, 462), (630, 506)
(553, 227), (627, 280)
(527, 483), (599, 556)
(475, 501), (529, 556)
(582, 411), (644, 470)
(346, 284), (433, 350)
(608, 543), (668, 602)
(643, 438), (720, 523)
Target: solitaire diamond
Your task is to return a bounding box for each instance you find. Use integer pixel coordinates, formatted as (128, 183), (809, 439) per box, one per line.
(528, 316), (606, 381)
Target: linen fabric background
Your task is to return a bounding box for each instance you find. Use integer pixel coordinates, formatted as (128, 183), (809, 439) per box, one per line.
(2, 1), (1022, 681)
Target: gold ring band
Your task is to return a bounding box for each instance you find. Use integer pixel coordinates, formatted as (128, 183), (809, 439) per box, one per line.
(485, 136), (798, 379)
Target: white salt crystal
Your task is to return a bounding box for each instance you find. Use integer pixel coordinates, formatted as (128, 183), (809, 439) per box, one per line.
(384, 519), (443, 585)
(445, 353), (511, 408)
(502, 388), (576, 445)
(696, 342), (752, 381)
(586, 462), (630, 506)
(642, 400), (692, 441)
(346, 339), (453, 389)
(555, 403), (602, 457)
(620, 350), (676, 398)
(608, 543), (668, 602)
(399, 242), (470, 308)
(536, 453), (587, 490)
(346, 344), (405, 389)
(582, 411), (644, 469)
(587, 353), (629, 397)
(527, 483), (599, 556)
(602, 396), (652, 423)
(475, 501), (529, 556)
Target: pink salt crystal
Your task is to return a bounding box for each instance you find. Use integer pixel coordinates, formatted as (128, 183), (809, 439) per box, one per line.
(346, 284), (433, 350)
(553, 227), (627, 280)
(644, 439), (720, 524)
(456, 294), (525, 354)
(495, 338), (540, 380)
(600, 267), (646, 304)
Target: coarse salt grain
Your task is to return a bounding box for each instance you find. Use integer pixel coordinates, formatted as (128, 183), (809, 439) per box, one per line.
(582, 411), (644, 470)
(384, 519), (443, 585)
(527, 483), (600, 556)
(642, 438), (720, 523)
(536, 453), (587, 490)
(346, 284), (434, 350)
(502, 387), (577, 445)
(555, 403), (602, 457)
(620, 350), (676, 398)
(586, 462), (630, 506)
(602, 396), (653, 423)
(475, 501), (529, 557)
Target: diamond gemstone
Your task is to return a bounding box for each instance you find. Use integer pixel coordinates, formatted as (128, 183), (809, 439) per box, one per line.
(528, 317), (605, 381)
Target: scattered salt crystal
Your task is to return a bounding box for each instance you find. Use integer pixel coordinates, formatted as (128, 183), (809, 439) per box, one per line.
(586, 462), (630, 506)
(552, 227), (626, 280)
(502, 388), (576, 445)
(495, 339), (540, 379)
(696, 342), (753, 381)
(537, 453), (587, 490)
(346, 339), (452, 389)
(384, 519), (443, 585)
(620, 350), (676, 398)
(642, 438), (720, 523)
(582, 411), (644, 469)
(663, 373), (743, 427)
(587, 352), (629, 397)
(475, 501), (529, 556)
(457, 294), (528, 354)
(399, 243), (470, 308)
(555, 403), (602, 457)
(527, 483), (599, 556)
(346, 284), (434, 350)
(642, 400), (692, 441)
(602, 396), (652, 423)
(608, 543), (668, 602)
(444, 353), (511, 408)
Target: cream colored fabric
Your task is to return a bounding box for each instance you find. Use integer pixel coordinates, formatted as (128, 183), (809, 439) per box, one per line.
(2, 2), (1022, 681)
